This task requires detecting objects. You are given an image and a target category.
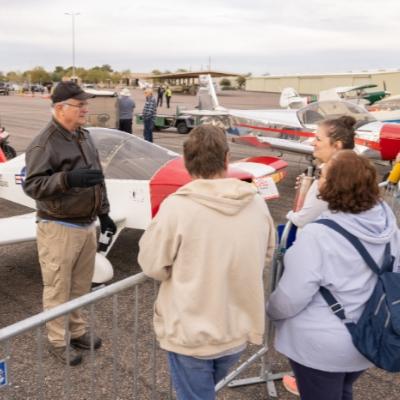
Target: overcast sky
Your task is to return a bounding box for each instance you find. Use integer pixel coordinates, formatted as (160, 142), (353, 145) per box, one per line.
(1, 0), (399, 76)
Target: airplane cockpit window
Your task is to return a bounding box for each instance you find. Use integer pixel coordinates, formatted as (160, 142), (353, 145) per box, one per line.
(89, 128), (179, 180)
(297, 101), (376, 128)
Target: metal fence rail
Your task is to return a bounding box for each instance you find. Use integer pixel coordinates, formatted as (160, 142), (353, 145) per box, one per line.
(0, 272), (174, 400)
(380, 181), (400, 224)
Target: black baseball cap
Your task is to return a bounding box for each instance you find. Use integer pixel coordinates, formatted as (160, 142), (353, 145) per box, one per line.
(51, 81), (95, 104)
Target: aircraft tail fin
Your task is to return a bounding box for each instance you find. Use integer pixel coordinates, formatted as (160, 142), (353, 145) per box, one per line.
(197, 74), (224, 111)
(138, 80), (152, 90)
(280, 87), (308, 109)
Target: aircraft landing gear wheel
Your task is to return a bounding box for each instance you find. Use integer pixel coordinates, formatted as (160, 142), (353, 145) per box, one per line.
(176, 121), (190, 134)
(2, 144), (16, 159)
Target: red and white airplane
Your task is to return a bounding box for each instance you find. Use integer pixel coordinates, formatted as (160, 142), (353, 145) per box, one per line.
(0, 128), (287, 283)
(188, 75), (400, 162)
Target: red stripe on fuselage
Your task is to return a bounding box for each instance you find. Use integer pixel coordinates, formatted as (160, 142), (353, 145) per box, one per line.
(237, 123), (315, 138)
(237, 123), (381, 152)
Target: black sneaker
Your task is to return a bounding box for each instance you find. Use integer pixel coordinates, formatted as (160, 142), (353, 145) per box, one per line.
(71, 332), (102, 350)
(49, 345), (82, 366)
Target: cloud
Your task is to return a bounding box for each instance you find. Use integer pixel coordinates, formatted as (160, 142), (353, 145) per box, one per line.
(0, 0), (399, 74)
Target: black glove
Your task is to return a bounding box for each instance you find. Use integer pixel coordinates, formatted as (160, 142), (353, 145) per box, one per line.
(99, 214), (117, 234)
(66, 168), (104, 188)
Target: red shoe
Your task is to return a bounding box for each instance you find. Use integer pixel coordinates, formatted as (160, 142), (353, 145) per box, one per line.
(282, 375), (300, 396)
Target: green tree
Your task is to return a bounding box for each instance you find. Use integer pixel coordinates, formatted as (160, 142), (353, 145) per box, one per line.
(26, 66), (51, 84)
(51, 66), (66, 82)
(6, 71), (24, 83)
(236, 75), (246, 89)
(85, 67), (111, 84)
(151, 69), (162, 75)
(220, 78), (231, 88)
(100, 64), (113, 72)
(111, 71), (122, 84)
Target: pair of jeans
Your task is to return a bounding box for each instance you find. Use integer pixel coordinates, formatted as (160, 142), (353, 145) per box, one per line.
(168, 351), (242, 400)
(143, 118), (154, 142)
(118, 119), (132, 134)
(289, 359), (365, 400)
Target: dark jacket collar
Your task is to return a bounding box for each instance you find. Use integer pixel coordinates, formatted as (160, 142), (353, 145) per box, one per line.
(51, 117), (88, 141)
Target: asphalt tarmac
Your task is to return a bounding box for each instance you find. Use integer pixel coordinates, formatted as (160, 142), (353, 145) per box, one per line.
(0, 90), (399, 399)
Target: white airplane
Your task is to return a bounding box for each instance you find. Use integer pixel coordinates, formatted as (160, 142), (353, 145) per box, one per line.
(0, 129), (288, 283)
(184, 76), (400, 162)
(319, 84), (390, 106)
(367, 95), (400, 123)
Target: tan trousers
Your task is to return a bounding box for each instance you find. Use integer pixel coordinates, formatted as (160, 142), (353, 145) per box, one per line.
(37, 221), (97, 347)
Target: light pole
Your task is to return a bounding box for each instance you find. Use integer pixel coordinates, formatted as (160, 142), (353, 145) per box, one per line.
(65, 12), (80, 81)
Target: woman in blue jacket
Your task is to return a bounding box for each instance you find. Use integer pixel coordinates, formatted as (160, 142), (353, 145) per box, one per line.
(267, 150), (400, 400)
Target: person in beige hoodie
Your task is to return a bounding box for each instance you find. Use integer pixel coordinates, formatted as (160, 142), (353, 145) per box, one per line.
(138, 124), (275, 400)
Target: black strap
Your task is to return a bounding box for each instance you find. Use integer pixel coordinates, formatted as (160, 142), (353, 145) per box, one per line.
(319, 287), (347, 320)
(314, 219), (389, 322)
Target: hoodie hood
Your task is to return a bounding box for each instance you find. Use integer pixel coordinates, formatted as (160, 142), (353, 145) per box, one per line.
(320, 201), (397, 244)
(173, 178), (257, 216)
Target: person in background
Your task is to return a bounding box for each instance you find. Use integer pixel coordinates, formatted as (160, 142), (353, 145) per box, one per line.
(23, 81), (116, 366)
(138, 125), (275, 400)
(165, 86), (172, 108)
(118, 88), (135, 134)
(157, 85), (165, 107)
(142, 88), (157, 142)
(268, 150), (400, 400)
(387, 152), (400, 187)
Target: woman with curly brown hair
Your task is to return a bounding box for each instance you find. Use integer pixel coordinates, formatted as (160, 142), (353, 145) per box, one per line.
(268, 151), (400, 400)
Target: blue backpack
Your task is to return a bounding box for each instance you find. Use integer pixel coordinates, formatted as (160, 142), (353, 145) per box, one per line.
(315, 219), (400, 372)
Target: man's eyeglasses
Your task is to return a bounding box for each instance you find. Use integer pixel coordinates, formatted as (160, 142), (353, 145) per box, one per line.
(62, 102), (88, 109)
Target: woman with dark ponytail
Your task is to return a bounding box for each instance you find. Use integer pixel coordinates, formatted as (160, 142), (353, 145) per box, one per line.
(286, 116), (357, 228)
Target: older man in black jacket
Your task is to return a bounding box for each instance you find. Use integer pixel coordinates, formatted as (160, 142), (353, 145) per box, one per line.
(24, 81), (116, 366)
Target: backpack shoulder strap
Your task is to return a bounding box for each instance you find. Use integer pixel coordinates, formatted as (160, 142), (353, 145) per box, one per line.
(319, 286), (347, 320)
(315, 219), (381, 275)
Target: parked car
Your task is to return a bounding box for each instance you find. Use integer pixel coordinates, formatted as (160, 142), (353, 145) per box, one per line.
(30, 84), (46, 93)
(22, 84), (46, 93)
(8, 83), (21, 92)
(0, 83), (10, 96)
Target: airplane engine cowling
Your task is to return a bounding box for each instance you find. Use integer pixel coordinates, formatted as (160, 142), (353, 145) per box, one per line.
(380, 124), (400, 160)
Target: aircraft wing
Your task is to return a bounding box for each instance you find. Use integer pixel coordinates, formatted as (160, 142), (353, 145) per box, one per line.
(332, 84), (378, 94)
(0, 210), (127, 247)
(181, 109), (230, 117)
(0, 212), (36, 245)
(229, 108), (302, 128)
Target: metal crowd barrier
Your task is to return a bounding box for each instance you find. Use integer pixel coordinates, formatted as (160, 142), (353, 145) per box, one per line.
(0, 272), (174, 400)
(380, 180), (400, 224)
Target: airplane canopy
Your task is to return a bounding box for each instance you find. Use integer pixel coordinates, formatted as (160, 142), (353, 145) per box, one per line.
(297, 101), (376, 128)
(89, 128), (178, 180)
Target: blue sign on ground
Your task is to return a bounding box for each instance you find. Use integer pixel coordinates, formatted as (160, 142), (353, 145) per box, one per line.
(0, 359), (8, 388)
